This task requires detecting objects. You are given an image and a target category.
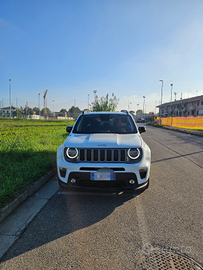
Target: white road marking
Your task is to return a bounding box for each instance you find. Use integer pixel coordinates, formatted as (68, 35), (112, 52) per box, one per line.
(134, 194), (151, 249)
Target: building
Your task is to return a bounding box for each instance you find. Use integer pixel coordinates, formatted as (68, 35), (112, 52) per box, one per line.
(1, 106), (22, 117)
(157, 95), (203, 117)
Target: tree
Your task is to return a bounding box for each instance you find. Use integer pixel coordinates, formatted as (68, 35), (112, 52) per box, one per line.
(57, 109), (67, 117)
(68, 106), (82, 119)
(33, 107), (40, 115)
(24, 106), (34, 116)
(13, 110), (22, 118)
(68, 106), (81, 114)
(60, 109), (67, 113)
(136, 109), (143, 115)
(92, 93), (119, 112)
(41, 108), (51, 116)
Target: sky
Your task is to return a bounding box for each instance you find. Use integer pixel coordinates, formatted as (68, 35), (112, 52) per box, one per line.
(1, 0), (203, 114)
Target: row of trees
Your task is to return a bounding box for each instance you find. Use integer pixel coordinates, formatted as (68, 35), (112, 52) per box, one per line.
(10, 106), (82, 118)
(4, 93), (153, 119)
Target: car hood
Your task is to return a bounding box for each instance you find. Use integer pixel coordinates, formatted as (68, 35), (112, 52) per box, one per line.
(63, 133), (143, 148)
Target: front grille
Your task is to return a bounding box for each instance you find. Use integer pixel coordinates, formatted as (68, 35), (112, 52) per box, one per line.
(79, 148), (127, 162)
(64, 148), (142, 163)
(80, 167), (125, 171)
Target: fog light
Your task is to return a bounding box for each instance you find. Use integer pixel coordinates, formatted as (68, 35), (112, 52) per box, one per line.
(129, 179), (135, 184)
(70, 178), (76, 184)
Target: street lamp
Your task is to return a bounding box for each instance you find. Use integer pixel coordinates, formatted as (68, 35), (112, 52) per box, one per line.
(170, 84), (173, 117)
(9, 79), (11, 118)
(53, 100), (54, 118)
(38, 93), (40, 116)
(128, 101), (132, 111)
(174, 92), (177, 101)
(143, 96), (145, 119)
(93, 90), (97, 101)
(159, 80), (163, 117)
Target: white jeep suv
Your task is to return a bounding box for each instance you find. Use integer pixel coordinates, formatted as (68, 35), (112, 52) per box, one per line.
(57, 111), (151, 191)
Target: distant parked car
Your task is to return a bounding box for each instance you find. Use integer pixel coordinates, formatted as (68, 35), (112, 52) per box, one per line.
(57, 111), (151, 191)
(137, 118), (145, 123)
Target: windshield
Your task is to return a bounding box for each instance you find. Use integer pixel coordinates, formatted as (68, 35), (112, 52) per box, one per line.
(73, 114), (137, 134)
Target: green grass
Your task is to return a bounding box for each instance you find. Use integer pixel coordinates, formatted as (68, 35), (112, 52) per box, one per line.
(0, 118), (75, 208)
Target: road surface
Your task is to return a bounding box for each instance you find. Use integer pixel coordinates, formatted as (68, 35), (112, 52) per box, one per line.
(0, 126), (202, 269)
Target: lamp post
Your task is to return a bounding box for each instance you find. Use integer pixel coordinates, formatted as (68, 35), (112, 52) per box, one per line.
(143, 96), (145, 120)
(170, 84), (173, 117)
(128, 101), (132, 111)
(38, 93), (40, 116)
(93, 90), (97, 101)
(159, 80), (163, 117)
(136, 103), (139, 120)
(174, 92), (177, 101)
(9, 79), (11, 118)
(53, 100), (54, 118)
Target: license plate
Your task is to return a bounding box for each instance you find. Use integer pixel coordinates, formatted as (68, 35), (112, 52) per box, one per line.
(91, 172), (114, 181)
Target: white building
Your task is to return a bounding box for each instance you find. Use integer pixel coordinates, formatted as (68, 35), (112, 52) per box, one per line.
(157, 95), (203, 117)
(1, 106), (22, 117)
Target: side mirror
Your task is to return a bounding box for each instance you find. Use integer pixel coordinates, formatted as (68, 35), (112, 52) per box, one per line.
(138, 126), (146, 133)
(66, 125), (73, 133)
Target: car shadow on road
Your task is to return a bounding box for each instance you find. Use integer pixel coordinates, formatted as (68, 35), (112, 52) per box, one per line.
(0, 188), (142, 263)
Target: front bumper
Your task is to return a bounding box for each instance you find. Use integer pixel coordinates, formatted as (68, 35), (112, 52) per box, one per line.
(58, 171), (149, 190)
(57, 145), (151, 191)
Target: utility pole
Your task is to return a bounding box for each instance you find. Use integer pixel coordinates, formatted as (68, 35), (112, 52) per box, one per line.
(52, 100), (54, 118)
(38, 93), (40, 116)
(9, 79), (11, 118)
(128, 101), (132, 111)
(143, 96), (145, 119)
(26, 101), (28, 118)
(43, 90), (48, 118)
(93, 90), (97, 101)
(174, 92), (177, 101)
(159, 80), (163, 117)
(170, 84), (173, 117)
(1, 98), (3, 117)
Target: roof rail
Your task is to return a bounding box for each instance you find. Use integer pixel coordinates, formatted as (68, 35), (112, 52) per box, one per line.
(82, 110), (90, 114)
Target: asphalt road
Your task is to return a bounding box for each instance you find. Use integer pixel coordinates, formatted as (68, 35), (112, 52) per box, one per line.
(0, 126), (202, 269)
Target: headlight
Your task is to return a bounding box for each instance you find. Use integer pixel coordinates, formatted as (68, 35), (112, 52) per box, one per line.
(66, 148), (78, 159)
(127, 148), (140, 159)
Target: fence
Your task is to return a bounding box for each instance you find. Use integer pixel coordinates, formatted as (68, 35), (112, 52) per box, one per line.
(156, 116), (203, 130)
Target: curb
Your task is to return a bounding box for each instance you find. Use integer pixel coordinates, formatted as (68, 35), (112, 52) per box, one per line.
(163, 126), (203, 136)
(0, 168), (57, 223)
(147, 124), (203, 137)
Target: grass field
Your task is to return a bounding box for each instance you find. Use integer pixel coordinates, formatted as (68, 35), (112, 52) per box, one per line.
(0, 118), (74, 208)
